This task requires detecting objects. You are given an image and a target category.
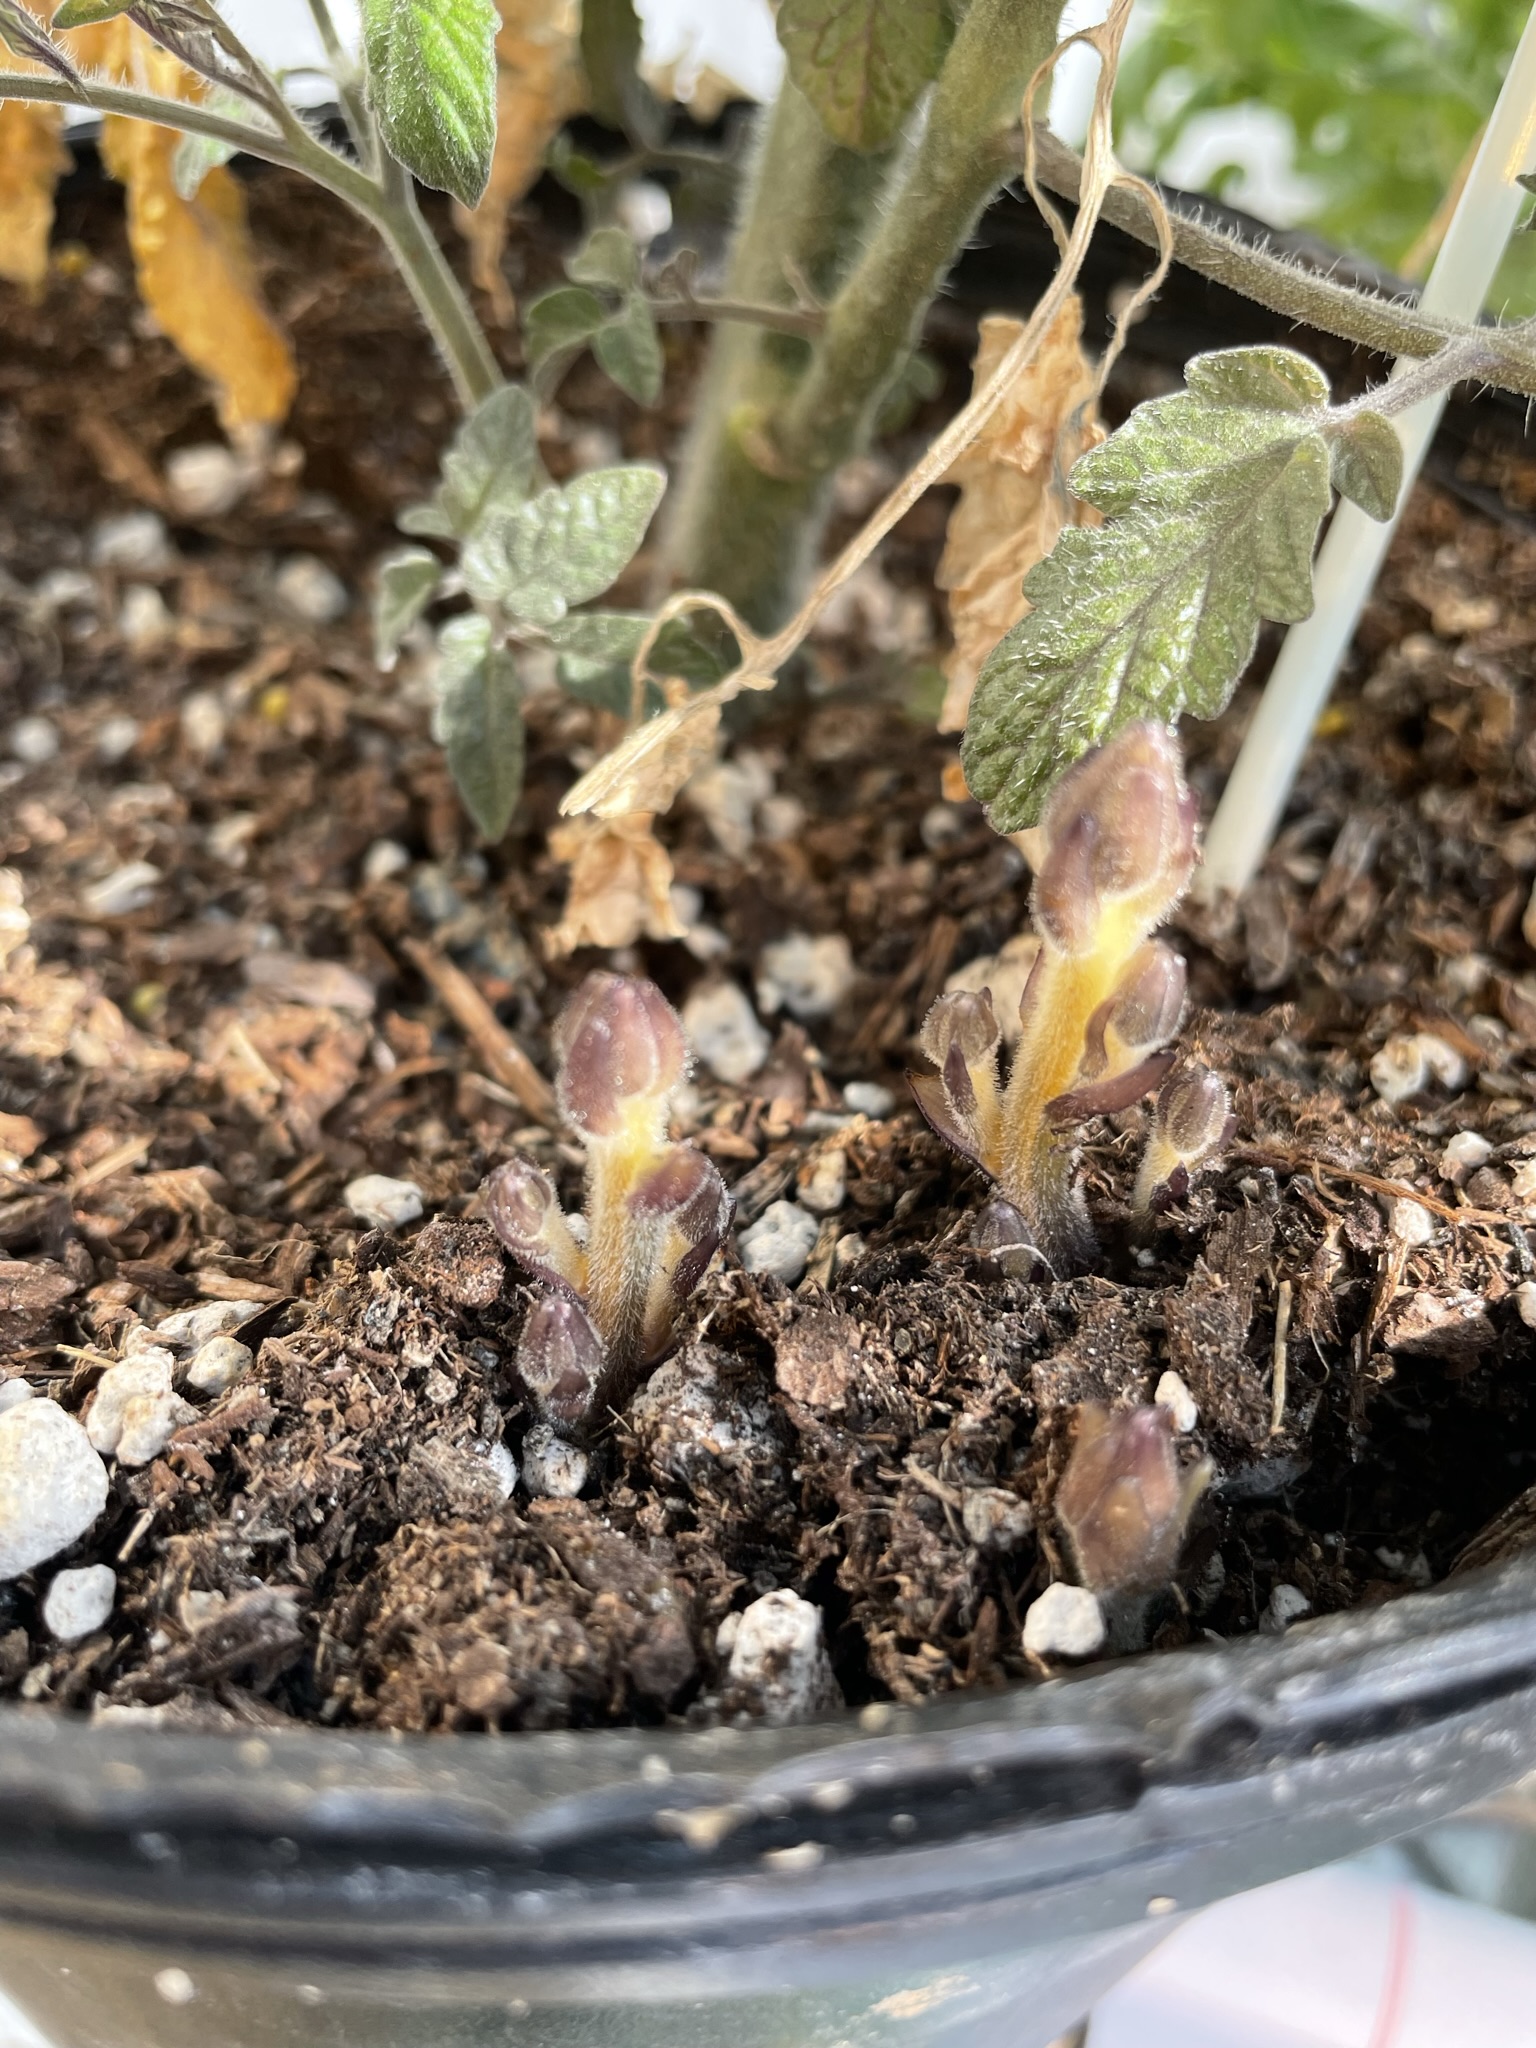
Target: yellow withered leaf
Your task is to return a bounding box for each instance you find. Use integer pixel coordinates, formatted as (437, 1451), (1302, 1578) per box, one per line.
(456, 0), (584, 323)
(68, 23), (296, 431)
(0, 97), (67, 294)
(546, 812), (685, 955)
(935, 300), (1105, 735)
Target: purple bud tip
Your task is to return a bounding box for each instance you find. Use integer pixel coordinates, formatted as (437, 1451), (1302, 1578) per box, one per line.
(1085, 943), (1187, 1075)
(483, 1157), (583, 1294)
(1033, 723), (1198, 948)
(1055, 1402), (1210, 1595)
(516, 1292), (605, 1428)
(1157, 1064), (1233, 1163)
(632, 1144), (731, 1301)
(919, 988), (1001, 1069)
(555, 972), (688, 1137)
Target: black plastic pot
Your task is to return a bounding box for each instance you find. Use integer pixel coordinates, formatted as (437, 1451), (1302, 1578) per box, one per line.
(5, 1551), (1536, 2048)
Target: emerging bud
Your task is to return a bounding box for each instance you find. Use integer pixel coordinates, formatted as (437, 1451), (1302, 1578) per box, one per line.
(556, 971), (688, 1137)
(971, 1196), (1040, 1278)
(631, 1145), (732, 1307)
(484, 1157), (585, 1295)
(1032, 724), (1198, 953)
(1134, 1062), (1235, 1214)
(1055, 1402), (1211, 1595)
(1048, 943), (1186, 1124)
(912, 987), (1004, 1172)
(516, 1292), (606, 1429)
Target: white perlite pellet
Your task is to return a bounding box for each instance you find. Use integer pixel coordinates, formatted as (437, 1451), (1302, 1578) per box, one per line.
(1022, 1582), (1105, 1661)
(737, 1200), (820, 1284)
(85, 1356), (194, 1467)
(185, 1337), (254, 1396)
(1154, 1370), (1199, 1434)
(682, 979), (770, 1084)
(725, 1589), (842, 1726)
(1440, 1130), (1493, 1183)
(757, 932), (854, 1020)
(43, 1564), (117, 1641)
(0, 1400), (110, 1581)
(345, 1174), (424, 1230)
(520, 1423), (587, 1498)
(154, 1299), (264, 1351)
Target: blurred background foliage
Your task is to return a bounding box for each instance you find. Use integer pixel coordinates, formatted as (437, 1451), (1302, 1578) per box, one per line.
(1113, 0), (1536, 311)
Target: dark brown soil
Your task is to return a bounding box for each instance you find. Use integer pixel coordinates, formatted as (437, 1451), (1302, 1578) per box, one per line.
(4, 161), (1536, 1733)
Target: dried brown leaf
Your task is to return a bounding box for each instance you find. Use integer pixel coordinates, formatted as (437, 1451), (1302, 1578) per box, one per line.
(0, 98), (68, 293)
(546, 812), (685, 955)
(454, 0), (584, 323)
(562, 694), (725, 820)
(201, 1002), (368, 1154)
(70, 21), (297, 431)
(935, 301), (1104, 734)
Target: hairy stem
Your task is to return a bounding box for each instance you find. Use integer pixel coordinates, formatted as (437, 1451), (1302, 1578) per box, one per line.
(0, 68), (501, 413)
(375, 155), (503, 407)
(661, 79), (903, 627)
(1031, 128), (1536, 400)
(304, 0), (379, 173)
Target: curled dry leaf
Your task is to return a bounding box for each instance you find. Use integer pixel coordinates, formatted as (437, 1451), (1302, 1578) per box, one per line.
(546, 812), (685, 955)
(68, 20), (296, 431)
(455, 0), (584, 323)
(0, 96), (67, 293)
(562, 694), (725, 820)
(935, 300), (1103, 735)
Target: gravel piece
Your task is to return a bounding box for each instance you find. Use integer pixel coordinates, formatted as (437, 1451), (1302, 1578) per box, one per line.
(757, 932), (854, 1020)
(246, 950), (376, 1015)
(1516, 1281), (1536, 1330)
(82, 861), (161, 917)
(32, 567), (97, 611)
(1154, 1370), (1199, 1434)
(1512, 1162), (1536, 1215)
(799, 1150), (847, 1215)
(165, 442), (250, 518)
(90, 509), (170, 572)
(0, 1400), (110, 1580)
(723, 1589), (842, 1726)
(1441, 1130), (1493, 1182)
(85, 1356), (194, 1467)
(179, 689), (227, 758)
(520, 1423), (588, 1498)
(185, 1337), (254, 1396)
(8, 715), (59, 765)
(43, 1563), (116, 1641)
(477, 1439), (518, 1499)
(154, 1299), (264, 1350)
(345, 1174), (425, 1231)
(737, 1200), (820, 1283)
(842, 1080), (895, 1119)
(0, 1378), (33, 1414)
(682, 979), (770, 1084)
(1262, 1583), (1313, 1633)
(1022, 1582), (1105, 1661)
(275, 553), (348, 623)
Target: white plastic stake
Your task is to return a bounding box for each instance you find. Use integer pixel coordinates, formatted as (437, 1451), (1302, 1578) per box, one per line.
(1198, 2), (1536, 899)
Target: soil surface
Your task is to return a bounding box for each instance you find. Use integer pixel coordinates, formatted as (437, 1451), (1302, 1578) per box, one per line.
(4, 161), (1536, 1734)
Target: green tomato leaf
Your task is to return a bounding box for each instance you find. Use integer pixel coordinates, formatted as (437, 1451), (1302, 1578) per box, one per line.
(962, 346), (1341, 832)
(777, 0), (948, 150)
(546, 609), (731, 715)
(522, 284), (608, 395)
(567, 225), (639, 293)
(6, 0), (81, 80)
(398, 383), (538, 542)
(51, 0), (128, 26)
(373, 547), (443, 669)
(433, 614), (524, 841)
(594, 292), (663, 406)
(1326, 410), (1403, 522)
(361, 0), (498, 208)
(461, 463), (666, 626)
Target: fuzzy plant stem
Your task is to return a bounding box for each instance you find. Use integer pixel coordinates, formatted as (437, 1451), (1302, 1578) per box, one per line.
(664, 0), (1067, 629)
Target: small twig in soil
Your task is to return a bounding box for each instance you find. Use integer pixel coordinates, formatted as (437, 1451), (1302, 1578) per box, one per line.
(1271, 1277), (1292, 1437)
(397, 937), (557, 1126)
